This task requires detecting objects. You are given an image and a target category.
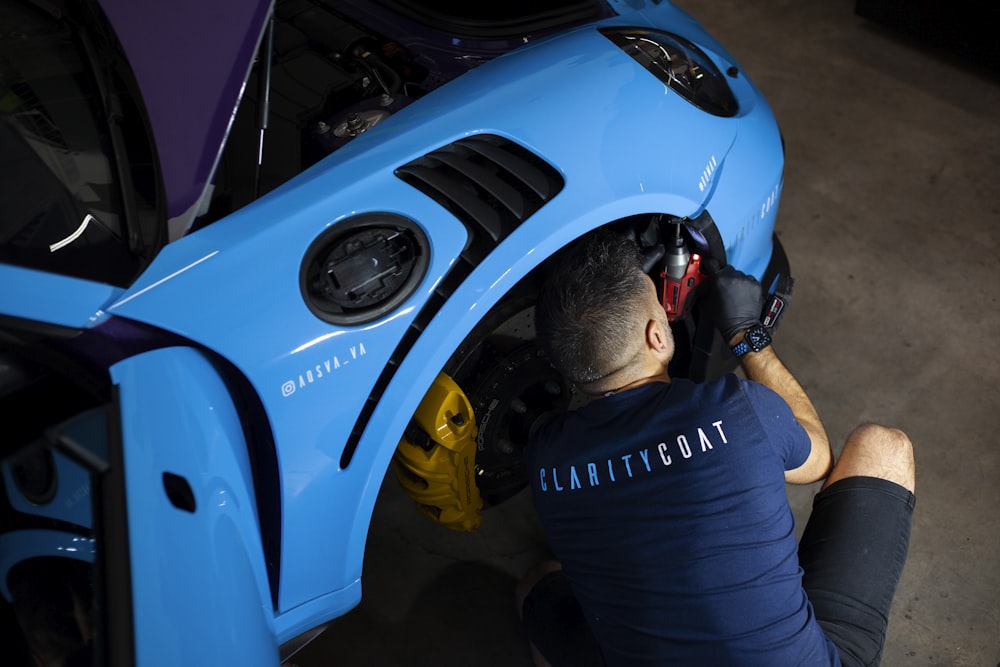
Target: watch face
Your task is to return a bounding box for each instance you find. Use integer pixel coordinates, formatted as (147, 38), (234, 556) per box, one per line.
(746, 326), (771, 350)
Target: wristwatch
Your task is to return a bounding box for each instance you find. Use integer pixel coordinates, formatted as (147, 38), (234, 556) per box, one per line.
(732, 325), (772, 358)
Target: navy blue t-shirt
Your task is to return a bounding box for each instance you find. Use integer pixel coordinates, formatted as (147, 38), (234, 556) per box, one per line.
(527, 375), (841, 666)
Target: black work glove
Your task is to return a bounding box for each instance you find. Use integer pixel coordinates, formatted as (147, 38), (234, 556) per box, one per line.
(712, 266), (764, 342)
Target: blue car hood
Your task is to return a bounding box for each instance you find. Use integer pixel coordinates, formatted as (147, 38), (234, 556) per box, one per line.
(98, 0), (272, 233)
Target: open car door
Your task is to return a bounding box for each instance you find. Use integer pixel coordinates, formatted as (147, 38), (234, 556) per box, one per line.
(1, 338), (278, 666)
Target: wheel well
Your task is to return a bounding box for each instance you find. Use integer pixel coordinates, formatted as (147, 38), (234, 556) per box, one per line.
(397, 212), (731, 514)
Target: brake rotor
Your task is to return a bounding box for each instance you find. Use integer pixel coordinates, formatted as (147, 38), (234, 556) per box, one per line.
(466, 341), (572, 506)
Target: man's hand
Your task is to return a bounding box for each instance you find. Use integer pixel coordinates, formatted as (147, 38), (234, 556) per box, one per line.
(712, 266), (764, 343)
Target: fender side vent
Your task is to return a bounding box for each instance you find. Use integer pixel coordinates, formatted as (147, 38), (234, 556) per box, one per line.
(339, 137), (562, 469)
(395, 134), (564, 257)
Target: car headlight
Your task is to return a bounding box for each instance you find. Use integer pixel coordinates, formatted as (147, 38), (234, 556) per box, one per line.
(600, 27), (738, 117)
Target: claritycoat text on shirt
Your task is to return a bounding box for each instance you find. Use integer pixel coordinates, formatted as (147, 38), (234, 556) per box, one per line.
(537, 419), (729, 492)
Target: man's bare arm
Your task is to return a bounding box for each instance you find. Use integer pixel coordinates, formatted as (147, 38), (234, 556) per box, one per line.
(735, 340), (833, 484)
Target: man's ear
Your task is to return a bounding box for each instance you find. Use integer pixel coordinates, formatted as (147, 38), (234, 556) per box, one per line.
(646, 318), (670, 354)
(646, 318), (674, 364)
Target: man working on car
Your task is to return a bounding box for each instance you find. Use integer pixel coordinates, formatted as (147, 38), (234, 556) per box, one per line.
(517, 229), (915, 666)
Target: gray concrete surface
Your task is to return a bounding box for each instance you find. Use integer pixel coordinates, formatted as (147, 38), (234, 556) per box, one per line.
(298, 1), (1000, 664)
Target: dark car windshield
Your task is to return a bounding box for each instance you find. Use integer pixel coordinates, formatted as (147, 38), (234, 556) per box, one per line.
(0, 0), (160, 287)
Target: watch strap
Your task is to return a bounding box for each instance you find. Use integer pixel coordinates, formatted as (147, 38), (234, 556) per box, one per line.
(731, 325), (771, 358)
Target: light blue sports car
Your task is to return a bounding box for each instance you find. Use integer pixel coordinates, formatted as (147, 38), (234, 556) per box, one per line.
(0, 0), (790, 663)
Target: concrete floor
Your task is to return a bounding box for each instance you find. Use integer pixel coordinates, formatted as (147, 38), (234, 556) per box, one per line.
(298, 1), (1000, 664)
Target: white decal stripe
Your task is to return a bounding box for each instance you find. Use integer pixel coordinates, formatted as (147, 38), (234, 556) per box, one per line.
(109, 251), (219, 310)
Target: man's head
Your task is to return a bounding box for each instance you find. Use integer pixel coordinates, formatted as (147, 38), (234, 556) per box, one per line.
(535, 229), (674, 393)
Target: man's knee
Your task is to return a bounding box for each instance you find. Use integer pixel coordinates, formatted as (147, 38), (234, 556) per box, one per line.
(848, 423), (912, 451)
(825, 423), (915, 493)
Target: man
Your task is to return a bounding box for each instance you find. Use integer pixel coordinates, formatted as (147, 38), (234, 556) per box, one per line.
(517, 230), (915, 666)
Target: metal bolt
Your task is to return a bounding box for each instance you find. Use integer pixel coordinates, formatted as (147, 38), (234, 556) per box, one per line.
(346, 113), (365, 133)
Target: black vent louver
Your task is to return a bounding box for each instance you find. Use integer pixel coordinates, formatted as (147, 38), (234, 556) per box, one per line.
(338, 136), (562, 469)
(395, 134), (564, 257)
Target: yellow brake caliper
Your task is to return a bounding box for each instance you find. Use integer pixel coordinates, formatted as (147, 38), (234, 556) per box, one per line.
(392, 372), (483, 531)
